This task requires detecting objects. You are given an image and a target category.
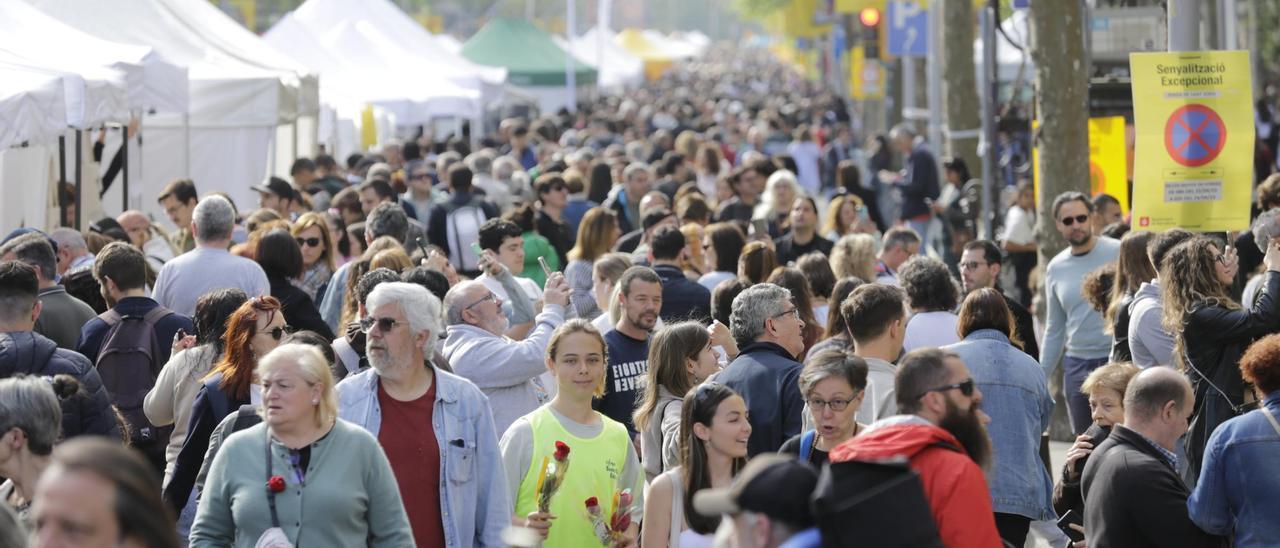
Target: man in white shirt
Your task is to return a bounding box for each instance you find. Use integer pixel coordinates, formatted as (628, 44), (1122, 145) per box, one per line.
(840, 283), (910, 424)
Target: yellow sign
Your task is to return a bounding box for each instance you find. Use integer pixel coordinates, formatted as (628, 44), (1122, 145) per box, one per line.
(1129, 50), (1254, 232)
(1088, 116), (1129, 214)
(850, 46), (884, 100)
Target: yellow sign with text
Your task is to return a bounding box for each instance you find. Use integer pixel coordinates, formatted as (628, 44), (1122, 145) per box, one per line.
(1129, 50), (1253, 232)
(850, 46), (884, 100)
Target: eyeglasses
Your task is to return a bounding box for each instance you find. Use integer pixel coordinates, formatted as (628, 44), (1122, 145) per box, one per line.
(916, 378), (976, 400)
(1059, 214), (1089, 226)
(807, 397), (853, 412)
(258, 325), (294, 341)
(359, 316), (403, 334)
(465, 292), (498, 310)
(1214, 253), (1235, 267)
(771, 306), (800, 321)
(295, 237), (322, 248)
(958, 261), (992, 271)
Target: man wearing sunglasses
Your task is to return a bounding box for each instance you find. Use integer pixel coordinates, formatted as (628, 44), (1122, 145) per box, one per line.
(829, 348), (1002, 548)
(1042, 191), (1121, 435)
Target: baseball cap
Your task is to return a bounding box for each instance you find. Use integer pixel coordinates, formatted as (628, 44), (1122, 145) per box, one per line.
(252, 177), (296, 200)
(692, 453), (818, 528)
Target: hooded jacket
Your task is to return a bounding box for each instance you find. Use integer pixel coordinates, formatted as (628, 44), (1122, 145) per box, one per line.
(0, 331), (120, 439)
(830, 416), (1003, 548)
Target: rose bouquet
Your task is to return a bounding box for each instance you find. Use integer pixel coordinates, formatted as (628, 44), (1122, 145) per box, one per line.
(534, 441), (571, 513)
(586, 489), (634, 545)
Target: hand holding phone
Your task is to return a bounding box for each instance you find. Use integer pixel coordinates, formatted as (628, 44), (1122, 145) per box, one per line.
(538, 256), (554, 278)
(1057, 510), (1084, 543)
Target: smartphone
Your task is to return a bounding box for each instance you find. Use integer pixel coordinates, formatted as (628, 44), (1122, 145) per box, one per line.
(1056, 510), (1084, 542)
(537, 256), (553, 278)
(470, 242), (484, 257)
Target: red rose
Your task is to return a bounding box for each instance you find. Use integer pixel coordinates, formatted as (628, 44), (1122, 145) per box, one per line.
(585, 496), (599, 508)
(267, 476), (286, 493)
(553, 441), (570, 461)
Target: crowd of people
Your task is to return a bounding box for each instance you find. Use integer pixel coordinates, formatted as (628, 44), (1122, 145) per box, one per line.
(0, 45), (1278, 548)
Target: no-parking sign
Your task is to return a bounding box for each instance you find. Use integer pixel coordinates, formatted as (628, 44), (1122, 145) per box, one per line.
(1130, 50), (1253, 232)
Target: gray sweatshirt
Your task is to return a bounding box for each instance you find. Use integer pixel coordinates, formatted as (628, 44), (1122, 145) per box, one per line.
(1127, 280), (1174, 368)
(1040, 237), (1121, 373)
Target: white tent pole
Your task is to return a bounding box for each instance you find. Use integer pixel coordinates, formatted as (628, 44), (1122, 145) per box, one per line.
(565, 0), (577, 112)
(183, 112), (191, 177)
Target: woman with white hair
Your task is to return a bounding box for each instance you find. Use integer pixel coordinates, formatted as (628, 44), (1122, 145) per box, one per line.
(754, 169), (802, 238)
(0, 375), (80, 531)
(190, 344), (412, 547)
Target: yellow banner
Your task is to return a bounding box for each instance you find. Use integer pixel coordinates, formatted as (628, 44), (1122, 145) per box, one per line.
(1088, 116), (1129, 214)
(1129, 50), (1254, 232)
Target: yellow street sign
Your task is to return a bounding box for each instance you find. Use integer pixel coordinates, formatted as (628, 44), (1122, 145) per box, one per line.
(1088, 116), (1129, 214)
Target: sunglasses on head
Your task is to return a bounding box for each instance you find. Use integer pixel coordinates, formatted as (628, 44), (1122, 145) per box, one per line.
(295, 237), (322, 248)
(1059, 214), (1089, 226)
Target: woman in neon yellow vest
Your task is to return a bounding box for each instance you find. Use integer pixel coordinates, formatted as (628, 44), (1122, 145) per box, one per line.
(500, 319), (643, 547)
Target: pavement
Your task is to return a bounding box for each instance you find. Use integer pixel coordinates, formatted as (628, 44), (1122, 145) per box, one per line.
(1027, 440), (1073, 548)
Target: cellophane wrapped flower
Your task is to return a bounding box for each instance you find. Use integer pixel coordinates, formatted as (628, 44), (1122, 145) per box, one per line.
(586, 489), (635, 545)
(535, 441), (571, 513)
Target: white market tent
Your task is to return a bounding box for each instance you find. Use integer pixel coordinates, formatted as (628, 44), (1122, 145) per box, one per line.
(32, 0), (319, 228)
(0, 65), (67, 231)
(568, 27), (644, 92)
(974, 9), (1035, 82)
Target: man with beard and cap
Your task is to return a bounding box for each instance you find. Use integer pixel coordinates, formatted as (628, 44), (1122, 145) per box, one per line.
(1041, 191), (1120, 434)
(599, 266), (662, 435)
(829, 348), (1003, 547)
(337, 282), (509, 548)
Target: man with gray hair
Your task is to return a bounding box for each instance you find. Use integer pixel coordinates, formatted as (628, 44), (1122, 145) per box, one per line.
(718, 283), (807, 456)
(442, 272), (570, 435)
(883, 124), (940, 251)
(0, 233), (96, 350)
(1082, 367), (1221, 547)
(468, 150), (513, 213)
(318, 202), (411, 331)
(151, 195), (269, 317)
(49, 228), (94, 278)
(603, 162), (654, 234)
(337, 282), (509, 548)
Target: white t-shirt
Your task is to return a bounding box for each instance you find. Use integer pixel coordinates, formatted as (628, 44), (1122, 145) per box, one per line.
(903, 311), (960, 352)
(1002, 205), (1036, 245)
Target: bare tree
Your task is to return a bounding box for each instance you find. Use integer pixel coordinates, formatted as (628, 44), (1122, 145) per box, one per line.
(941, 0), (982, 174)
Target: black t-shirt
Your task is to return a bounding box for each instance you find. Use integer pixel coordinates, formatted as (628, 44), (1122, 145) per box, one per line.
(597, 329), (650, 435)
(774, 233), (834, 265)
(779, 432), (830, 467)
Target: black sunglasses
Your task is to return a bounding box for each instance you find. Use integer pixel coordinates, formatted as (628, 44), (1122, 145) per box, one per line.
(1059, 214), (1089, 226)
(295, 237), (322, 248)
(358, 316), (403, 334)
(917, 378), (975, 400)
(260, 325), (295, 341)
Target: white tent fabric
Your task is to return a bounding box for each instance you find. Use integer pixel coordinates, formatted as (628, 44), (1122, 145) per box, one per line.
(436, 34), (463, 55)
(0, 64), (67, 150)
(0, 61), (128, 130)
(291, 0), (506, 105)
(32, 0), (316, 225)
(0, 0), (187, 114)
(568, 26), (643, 92)
(974, 9), (1035, 82)
(642, 29), (699, 60)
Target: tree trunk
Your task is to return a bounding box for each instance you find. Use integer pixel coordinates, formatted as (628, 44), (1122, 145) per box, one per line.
(941, 0), (982, 174)
(1030, 0), (1091, 442)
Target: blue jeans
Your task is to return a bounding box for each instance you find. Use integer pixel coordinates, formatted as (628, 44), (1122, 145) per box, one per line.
(1062, 355), (1108, 435)
(906, 218), (933, 254)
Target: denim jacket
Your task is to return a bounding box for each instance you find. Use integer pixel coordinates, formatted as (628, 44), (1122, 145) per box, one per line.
(1188, 391), (1280, 547)
(945, 329), (1056, 520)
(336, 365), (510, 548)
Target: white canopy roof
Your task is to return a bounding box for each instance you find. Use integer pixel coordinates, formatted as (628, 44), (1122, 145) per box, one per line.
(569, 26), (643, 91)
(290, 0), (506, 104)
(975, 9), (1035, 82)
(0, 0), (187, 114)
(265, 12), (480, 123)
(0, 64), (68, 150)
(32, 0), (314, 126)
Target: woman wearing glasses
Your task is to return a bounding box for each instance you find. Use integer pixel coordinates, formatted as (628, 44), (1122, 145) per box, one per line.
(943, 288), (1053, 547)
(1163, 234), (1280, 486)
(191, 343), (412, 547)
(780, 349), (867, 466)
(164, 296), (287, 520)
(290, 212), (337, 302)
(500, 320), (643, 548)
(257, 229), (335, 341)
(641, 383), (750, 548)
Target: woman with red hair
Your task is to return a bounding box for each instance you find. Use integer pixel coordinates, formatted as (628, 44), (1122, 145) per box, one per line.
(163, 296), (287, 527)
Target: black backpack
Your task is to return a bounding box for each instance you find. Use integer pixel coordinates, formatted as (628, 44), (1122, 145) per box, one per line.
(810, 455), (945, 548)
(95, 307), (174, 468)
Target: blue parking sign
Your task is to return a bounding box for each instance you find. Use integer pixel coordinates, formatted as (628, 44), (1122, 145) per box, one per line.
(887, 1), (928, 57)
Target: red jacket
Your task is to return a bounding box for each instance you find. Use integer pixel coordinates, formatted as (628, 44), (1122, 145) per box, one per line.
(830, 419), (1003, 548)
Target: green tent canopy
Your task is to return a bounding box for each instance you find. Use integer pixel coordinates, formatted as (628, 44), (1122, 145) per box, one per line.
(461, 18), (597, 87)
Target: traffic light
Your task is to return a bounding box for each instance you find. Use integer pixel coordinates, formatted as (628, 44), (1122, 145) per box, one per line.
(859, 7), (881, 60)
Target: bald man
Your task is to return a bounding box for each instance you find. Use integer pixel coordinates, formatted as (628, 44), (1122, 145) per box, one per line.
(1081, 368), (1224, 548)
(117, 210), (176, 270)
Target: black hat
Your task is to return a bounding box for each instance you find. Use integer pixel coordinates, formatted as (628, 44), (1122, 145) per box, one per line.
(692, 454), (818, 528)
(252, 177), (296, 201)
